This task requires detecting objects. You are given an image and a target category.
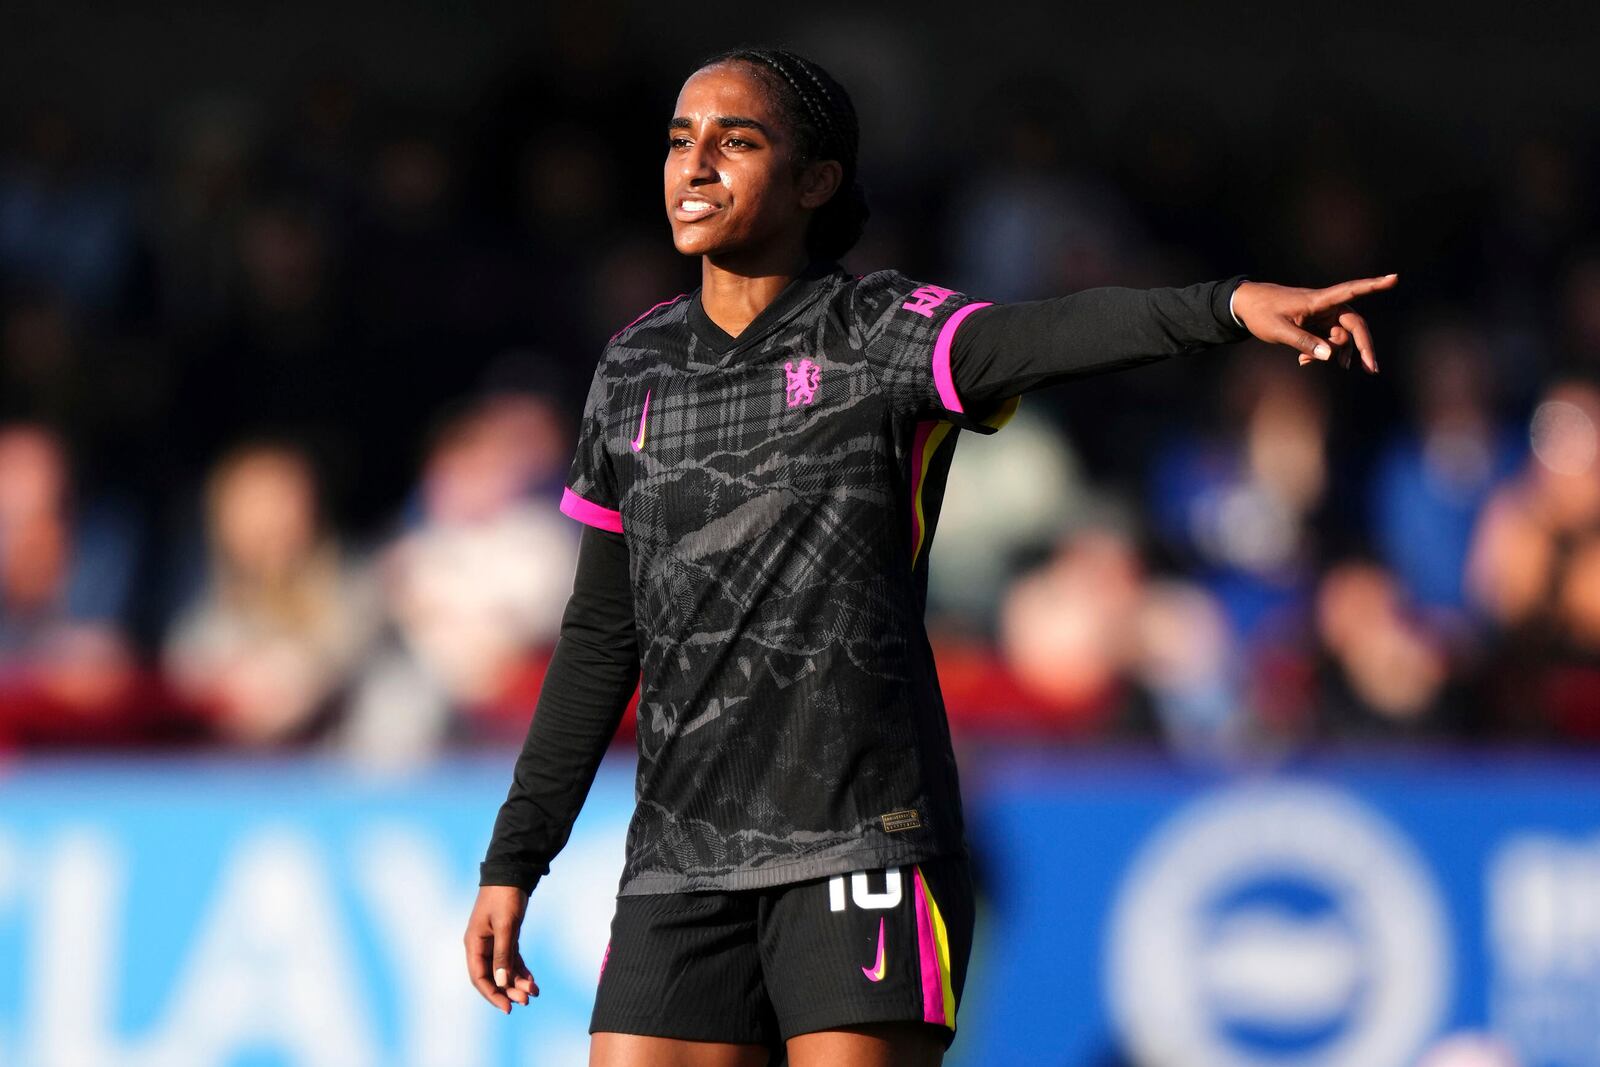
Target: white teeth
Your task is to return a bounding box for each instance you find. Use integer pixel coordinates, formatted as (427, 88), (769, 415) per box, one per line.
(681, 200), (714, 214)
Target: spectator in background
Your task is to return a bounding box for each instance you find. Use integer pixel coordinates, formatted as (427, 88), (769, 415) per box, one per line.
(996, 526), (1147, 736)
(163, 442), (378, 747)
(346, 392), (579, 756)
(991, 526), (1259, 757)
(1143, 354), (1337, 734)
(1467, 380), (1600, 739)
(1369, 316), (1521, 623)
(1131, 577), (1249, 760)
(0, 423), (144, 744)
(1311, 559), (1456, 740)
(924, 403), (1089, 636)
(1148, 353), (1331, 645)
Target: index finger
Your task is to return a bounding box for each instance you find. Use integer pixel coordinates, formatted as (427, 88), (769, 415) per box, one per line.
(466, 933), (512, 1012)
(474, 975), (512, 1012)
(1310, 273), (1398, 309)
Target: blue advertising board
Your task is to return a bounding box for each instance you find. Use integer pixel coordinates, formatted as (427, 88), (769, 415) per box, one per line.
(960, 752), (1600, 1067)
(0, 755), (634, 1067)
(0, 752), (1596, 1066)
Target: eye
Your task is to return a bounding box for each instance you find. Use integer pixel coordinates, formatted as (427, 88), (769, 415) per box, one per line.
(725, 137), (755, 149)
(668, 135), (691, 149)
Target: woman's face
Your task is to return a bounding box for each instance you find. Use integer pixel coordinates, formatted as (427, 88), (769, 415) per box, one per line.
(212, 451), (317, 577)
(664, 62), (836, 262)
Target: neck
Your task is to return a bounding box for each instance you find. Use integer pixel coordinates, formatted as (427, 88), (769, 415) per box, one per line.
(699, 246), (810, 338)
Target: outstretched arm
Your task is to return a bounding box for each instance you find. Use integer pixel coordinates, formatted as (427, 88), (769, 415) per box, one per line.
(950, 273), (1397, 407)
(466, 523), (638, 1013)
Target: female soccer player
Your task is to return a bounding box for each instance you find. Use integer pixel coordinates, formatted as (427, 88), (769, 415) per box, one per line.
(464, 46), (1396, 1067)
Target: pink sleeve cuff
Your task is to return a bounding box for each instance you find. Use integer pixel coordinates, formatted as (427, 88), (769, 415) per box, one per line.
(559, 486), (624, 533)
(931, 301), (993, 414)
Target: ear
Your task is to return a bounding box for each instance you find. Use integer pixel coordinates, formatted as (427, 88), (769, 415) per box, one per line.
(797, 159), (843, 210)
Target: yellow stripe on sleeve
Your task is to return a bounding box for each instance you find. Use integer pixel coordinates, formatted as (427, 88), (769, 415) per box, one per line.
(983, 394), (1021, 430)
(910, 422), (953, 568)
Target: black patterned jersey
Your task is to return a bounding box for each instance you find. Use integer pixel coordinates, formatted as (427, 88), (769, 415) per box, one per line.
(560, 261), (1017, 895)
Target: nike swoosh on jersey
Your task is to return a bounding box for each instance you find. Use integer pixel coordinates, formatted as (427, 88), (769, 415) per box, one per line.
(861, 916), (888, 982)
(630, 388), (651, 452)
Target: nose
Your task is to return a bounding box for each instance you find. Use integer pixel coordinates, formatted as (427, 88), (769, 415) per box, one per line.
(677, 134), (717, 186)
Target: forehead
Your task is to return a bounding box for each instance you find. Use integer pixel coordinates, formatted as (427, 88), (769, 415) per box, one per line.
(673, 63), (780, 123)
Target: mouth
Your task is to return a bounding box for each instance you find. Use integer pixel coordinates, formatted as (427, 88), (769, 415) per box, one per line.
(672, 194), (723, 222)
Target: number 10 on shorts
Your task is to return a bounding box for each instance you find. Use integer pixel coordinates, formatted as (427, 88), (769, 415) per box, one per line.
(828, 869), (904, 911)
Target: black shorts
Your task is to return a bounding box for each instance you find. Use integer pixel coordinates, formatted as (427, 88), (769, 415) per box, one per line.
(589, 850), (974, 1052)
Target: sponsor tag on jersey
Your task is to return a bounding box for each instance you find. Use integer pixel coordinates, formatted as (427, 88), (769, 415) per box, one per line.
(879, 808), (922, 833)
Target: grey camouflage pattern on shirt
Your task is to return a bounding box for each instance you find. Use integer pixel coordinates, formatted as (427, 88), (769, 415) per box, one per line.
(563, 266), (1015, 895)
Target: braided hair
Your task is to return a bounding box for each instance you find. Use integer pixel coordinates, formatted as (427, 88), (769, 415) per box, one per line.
(695, 47), (870, 262)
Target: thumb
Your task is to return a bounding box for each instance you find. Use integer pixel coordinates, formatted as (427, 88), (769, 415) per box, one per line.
(1275, 322), (1333, 361)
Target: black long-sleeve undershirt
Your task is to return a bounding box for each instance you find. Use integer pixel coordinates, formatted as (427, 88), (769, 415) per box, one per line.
(949, 275), (1249, 405)
(479, 276), (1250, 892)
(478, 522), (638, 891)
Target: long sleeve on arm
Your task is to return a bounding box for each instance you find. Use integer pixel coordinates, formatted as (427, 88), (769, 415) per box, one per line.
(949, 276), (1251, 407)
(479, 523), (639, 892)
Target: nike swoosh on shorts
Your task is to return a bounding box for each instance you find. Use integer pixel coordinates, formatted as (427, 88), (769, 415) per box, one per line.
(862, 916), (887, 982)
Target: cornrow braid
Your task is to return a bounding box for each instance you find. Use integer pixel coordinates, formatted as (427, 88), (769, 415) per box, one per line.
(769, 57), (833, 144)
(794, 60), (855, 154)
(696, 46), (870, 262)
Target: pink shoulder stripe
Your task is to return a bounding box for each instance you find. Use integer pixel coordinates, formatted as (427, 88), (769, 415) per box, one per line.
(559, 487), (623, 533)
(609, 293), (688, 343)
(931, 301), (993, 414)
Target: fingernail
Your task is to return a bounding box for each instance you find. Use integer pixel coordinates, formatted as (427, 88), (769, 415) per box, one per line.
(1315, 344), (1332, 359)
(495, 967), (508, 988)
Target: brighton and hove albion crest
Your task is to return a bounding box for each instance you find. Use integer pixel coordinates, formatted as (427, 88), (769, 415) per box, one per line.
(784, 358), (821, 407)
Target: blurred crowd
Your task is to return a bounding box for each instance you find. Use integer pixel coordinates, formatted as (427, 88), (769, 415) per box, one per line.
(2, 28), (1599, 764)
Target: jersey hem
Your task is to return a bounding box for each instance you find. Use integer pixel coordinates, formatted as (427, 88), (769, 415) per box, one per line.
(615, 837), (964, 896)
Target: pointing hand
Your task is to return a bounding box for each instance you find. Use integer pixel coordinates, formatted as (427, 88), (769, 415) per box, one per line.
(1230, 273), (1399, 374)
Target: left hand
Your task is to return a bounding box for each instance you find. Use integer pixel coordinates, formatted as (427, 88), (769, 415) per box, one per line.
(1231, 273), (1398, 373)
(465, 885), (539, 1013)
